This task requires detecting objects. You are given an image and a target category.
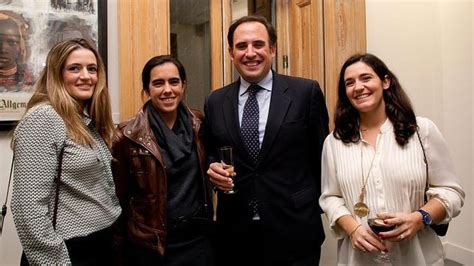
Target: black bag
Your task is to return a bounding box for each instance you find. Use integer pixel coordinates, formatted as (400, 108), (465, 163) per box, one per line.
(0, 154), (14, 236)
(430, 222), (449, 236)
(417, 131), (449, 236)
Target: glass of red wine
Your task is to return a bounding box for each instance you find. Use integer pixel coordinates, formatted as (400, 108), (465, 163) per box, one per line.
(367, 214), (395, 263)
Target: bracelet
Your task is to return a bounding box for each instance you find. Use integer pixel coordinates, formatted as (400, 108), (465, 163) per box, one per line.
(349, 224), (362, 239)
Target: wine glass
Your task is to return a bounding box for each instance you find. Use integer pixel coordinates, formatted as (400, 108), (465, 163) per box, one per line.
(219, 146), (237, 194)
(367, 210), (395, 263)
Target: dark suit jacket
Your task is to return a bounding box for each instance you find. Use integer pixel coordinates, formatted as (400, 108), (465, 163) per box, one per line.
(204, 72), (329, 262)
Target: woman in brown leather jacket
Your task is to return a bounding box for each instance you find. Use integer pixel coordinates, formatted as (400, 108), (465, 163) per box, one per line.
(111, 55), (214, 265)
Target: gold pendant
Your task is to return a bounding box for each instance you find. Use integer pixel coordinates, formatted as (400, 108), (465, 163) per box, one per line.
(354, 202), (369, 217)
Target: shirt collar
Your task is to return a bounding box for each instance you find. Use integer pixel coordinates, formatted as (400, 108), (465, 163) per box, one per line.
(82, 109), (92, 126)
(379, 118), (392, 133)
(239, 71), (273, 96)
(359, 118), (391, 143)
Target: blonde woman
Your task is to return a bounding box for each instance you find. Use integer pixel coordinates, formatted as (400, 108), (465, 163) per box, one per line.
(11, 38), (121, 265)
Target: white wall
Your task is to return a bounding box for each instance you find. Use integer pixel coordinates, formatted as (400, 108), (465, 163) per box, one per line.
(365, 0), (473, 264)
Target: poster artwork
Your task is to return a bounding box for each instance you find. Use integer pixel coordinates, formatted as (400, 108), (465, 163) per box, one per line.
(0, 0), (99, 122)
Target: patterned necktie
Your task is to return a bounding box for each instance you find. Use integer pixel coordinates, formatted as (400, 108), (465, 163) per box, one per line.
(241, 84), (261, 163)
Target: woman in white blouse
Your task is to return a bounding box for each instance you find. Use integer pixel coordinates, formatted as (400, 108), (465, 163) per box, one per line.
(11, 38), (121, 265)
(319, 53), (464, 265)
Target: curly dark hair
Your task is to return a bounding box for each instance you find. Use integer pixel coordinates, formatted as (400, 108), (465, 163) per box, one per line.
(334, 53), (417, 146)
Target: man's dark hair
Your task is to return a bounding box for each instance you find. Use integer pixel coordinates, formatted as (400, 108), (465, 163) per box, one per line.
(227, 15), (277, 48)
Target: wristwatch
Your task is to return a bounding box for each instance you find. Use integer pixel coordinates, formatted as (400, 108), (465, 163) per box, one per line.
(417, 209), (433, 226)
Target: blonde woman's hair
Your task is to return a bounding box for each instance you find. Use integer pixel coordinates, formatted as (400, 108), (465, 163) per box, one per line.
(26, 38), (114, 146)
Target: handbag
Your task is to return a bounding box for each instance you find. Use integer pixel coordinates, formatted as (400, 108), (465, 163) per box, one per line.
(416, 131), (449, 236)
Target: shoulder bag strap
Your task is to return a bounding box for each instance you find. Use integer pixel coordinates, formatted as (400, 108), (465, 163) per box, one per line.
(52, 144), (66, 230)
(416, 130), (429, 201)
(0, 153), (15, 235)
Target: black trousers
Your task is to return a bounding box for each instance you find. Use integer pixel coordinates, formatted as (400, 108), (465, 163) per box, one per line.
(125, 235), (214, 266)
(125, 216), (215, 266)
(21, 227), (114, 266)
(215, 220), (321, 266)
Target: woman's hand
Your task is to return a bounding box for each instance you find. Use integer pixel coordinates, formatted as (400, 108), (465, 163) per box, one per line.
(377, 212), (425, 242)
(207, 162), (235, 191)
(350, 225), (388, 254)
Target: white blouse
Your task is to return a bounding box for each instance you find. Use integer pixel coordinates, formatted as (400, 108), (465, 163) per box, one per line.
(319, 117), (464, 265)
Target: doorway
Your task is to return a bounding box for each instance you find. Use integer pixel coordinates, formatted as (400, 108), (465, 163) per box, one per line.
(170, 0), (211, 112)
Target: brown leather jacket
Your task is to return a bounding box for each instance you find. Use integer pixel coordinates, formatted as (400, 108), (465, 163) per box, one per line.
(111, 102), (212, 257)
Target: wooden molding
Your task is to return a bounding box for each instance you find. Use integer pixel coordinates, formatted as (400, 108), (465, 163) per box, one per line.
(324, 0), (366, 130)
(210, 0), (223, 90)
(276, 0), (289, 75)
(117, 0), (170, 121)
(296, 0), (311, 7)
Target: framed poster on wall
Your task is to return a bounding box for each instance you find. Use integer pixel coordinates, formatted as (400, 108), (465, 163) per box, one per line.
(0, 0), (107, 129)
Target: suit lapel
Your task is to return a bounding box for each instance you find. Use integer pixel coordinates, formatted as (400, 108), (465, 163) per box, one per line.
(258, 73), (291, 163)
(222, 82), (248, 160)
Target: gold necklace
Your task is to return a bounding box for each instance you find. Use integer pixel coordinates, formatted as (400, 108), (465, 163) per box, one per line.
(353, 142), (377, 218)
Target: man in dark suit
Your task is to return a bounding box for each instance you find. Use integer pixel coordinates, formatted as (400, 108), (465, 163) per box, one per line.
(204, 15), (329, 266)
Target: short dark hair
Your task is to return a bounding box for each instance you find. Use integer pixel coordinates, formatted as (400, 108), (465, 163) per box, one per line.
(334, 53), (417, 146)
(141, 55), (187, 93)
(227, 15), (277, 48)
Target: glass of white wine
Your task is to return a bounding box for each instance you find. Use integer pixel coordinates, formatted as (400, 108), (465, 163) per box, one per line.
(219, 146), (236, 194)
